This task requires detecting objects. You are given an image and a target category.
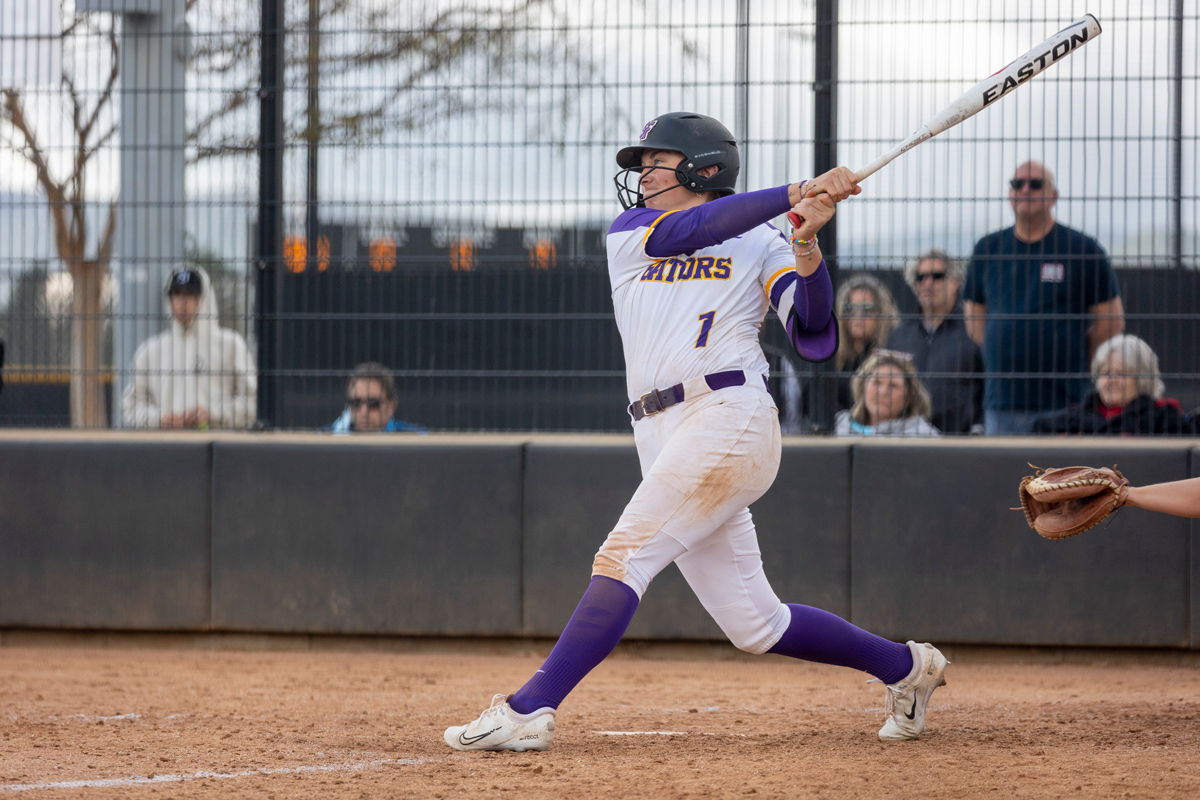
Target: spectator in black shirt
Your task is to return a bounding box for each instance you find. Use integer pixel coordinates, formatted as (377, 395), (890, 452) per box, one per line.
(886, 249), (983, 434)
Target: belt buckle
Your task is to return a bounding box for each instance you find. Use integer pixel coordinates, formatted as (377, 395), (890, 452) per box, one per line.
(639, 389), (664, 417)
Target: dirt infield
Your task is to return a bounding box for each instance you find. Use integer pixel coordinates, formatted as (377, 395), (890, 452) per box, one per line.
(3, 641), (1200, 799)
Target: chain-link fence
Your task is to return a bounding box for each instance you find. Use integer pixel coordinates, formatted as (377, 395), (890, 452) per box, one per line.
(1, 0), (1196, 434)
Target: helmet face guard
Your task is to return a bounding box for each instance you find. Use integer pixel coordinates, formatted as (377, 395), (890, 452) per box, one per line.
(612, 112), (740, 211)
(612, 164), (690, 211)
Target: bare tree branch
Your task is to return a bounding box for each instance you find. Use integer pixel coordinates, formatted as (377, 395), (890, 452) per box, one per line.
(1, 90), (72, 263)
(97, 199), (119, 265)
(78, 28), (120, 145)
(187, 0), (591, 161)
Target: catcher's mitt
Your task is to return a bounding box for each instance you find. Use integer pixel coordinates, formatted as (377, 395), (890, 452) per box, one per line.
(1018, 465), (1129, 540)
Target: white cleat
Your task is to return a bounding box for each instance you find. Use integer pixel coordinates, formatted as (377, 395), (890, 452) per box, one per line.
(444, 693), (556, 752)
(878, 641), (949, 741)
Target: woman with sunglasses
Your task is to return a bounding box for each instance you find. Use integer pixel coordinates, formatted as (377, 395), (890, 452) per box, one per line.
(796, 274), (898, 418)
(835, 350), (941, 437)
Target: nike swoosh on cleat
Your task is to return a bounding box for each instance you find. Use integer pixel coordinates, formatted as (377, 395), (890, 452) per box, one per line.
(459, 726), (502, 745)
(904, 701), (917, 721)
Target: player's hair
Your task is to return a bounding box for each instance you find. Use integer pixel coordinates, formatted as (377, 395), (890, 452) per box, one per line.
(834, 274), (898, 370)
(849, 350), (932, 426)
(903, 248), (965, 289)
(346, 362), (397, 403)
(1091, 334), (1164, 401)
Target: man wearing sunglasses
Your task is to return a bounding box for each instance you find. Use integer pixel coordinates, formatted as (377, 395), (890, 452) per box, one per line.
(329, 362), (427, 433)
(886, 249), (983, 434)
(963, 161), (1124, 435)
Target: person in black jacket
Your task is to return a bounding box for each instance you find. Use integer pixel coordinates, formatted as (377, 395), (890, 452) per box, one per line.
(1033, 334), (1195, 436)
(885, 249), (984, 434)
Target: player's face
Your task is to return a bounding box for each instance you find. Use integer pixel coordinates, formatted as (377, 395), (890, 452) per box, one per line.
(914, 259), (958, 316)
(347, 378), (397, 432)
(169, 294), (200, 328)
(864, 365), (909, 424)
(638, 150), (692, 211)
(843, 289), (880, 345)
(1008, 162), (1057, 221)
(1096, 353), (1140, 408)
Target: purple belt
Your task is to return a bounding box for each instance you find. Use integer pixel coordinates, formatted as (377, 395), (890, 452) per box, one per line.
(628, 370), (763, 421)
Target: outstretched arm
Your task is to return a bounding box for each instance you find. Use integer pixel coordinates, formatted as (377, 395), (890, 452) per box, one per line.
(1125, 478), (1200, 519)
(646, 167), (861, 259)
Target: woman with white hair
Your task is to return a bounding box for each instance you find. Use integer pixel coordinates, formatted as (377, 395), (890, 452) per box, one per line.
(835, 350), (941, 437)
(1033, 334), (1195, 435)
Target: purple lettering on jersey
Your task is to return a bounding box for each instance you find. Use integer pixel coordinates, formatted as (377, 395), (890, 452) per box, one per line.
(677, 257), (696, 281)
(713, 257), (732, 279)
(695, 257), (715, 279)
(639, 118), (658, 140)
(664, 258), (683, 282)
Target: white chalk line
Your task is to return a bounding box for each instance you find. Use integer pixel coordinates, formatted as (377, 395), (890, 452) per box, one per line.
(0, 757), (434, 793)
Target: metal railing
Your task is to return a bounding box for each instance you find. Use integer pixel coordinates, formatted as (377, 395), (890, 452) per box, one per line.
(1, 0), (1196, 434)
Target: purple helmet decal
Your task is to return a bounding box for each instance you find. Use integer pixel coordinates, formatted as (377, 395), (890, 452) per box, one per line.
(639, 118), (658, 141)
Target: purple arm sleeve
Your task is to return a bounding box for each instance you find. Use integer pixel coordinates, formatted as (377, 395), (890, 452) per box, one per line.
(645, 185), (793, 258)
(786, 261), (838, 362)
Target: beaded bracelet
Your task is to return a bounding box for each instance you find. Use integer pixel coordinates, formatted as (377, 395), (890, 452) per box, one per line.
(790, 232), (819, 258)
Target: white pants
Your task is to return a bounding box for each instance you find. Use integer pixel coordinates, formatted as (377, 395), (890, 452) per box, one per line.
(592, 385), (792, 654)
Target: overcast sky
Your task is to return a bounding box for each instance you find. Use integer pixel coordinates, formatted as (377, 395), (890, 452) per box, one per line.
(1, 0), (1196, 275)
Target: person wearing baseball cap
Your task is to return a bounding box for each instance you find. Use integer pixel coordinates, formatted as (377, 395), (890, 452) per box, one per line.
(122, 263), (257, 429)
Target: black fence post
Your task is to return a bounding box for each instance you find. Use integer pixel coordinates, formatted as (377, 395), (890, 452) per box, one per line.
(806, 0), (839, 432)
(257, 0), (285, 428)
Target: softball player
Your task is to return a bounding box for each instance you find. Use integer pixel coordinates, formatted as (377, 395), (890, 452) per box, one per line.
(445, 112), (948, 751)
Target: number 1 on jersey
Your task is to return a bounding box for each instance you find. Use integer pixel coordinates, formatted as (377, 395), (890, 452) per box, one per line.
(695, 310), (717, 348)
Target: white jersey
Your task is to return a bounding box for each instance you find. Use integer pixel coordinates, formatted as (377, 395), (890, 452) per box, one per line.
(606, 207), (801, 403)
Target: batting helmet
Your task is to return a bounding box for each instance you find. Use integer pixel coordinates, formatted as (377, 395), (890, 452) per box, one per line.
(613, 112), (740, 210)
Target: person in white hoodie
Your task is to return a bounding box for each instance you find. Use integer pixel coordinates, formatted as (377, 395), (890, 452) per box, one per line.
(123, 264), (257, 429)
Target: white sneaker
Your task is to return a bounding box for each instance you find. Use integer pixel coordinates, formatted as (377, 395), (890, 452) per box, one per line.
(444, 693), (556, 752)
(877, 641), (949, 741)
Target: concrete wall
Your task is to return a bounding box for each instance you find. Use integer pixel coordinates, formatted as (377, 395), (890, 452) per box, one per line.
(0, 433), (1194, 647)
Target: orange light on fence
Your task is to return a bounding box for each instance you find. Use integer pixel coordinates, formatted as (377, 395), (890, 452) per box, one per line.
(284, 235), (330, 273)
(450, 239), (475, 272)
(529, 239), (557, 271)
(370, 237), (397, 273)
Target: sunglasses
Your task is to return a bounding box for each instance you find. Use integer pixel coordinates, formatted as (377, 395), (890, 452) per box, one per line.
(842, 302), (879, 316)
(348, 397), (384, 410)
(1009, 178), (1045, 191)
(916, 271), (948, 283)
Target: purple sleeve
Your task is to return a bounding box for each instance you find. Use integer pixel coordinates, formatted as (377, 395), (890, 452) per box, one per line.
(790, 261), (833, 331)
(786, 261), (838, 362)
(645, 185), (793, 258)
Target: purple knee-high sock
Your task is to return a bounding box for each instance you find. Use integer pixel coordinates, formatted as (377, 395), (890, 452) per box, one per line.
(768, 604), (913, 685)
(509, 576), (639, 714)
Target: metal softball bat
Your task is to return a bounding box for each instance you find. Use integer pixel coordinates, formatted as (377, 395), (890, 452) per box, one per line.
(853, 14), (1103, 182)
